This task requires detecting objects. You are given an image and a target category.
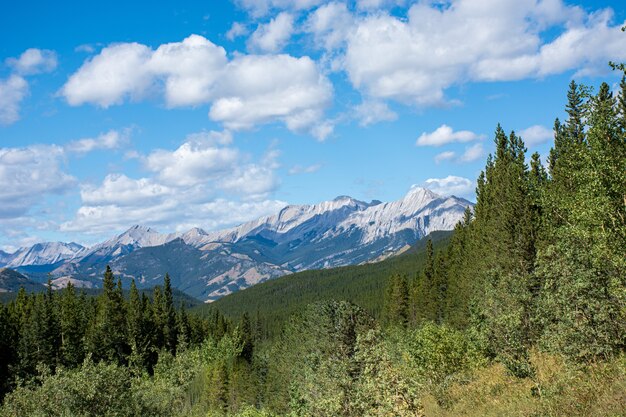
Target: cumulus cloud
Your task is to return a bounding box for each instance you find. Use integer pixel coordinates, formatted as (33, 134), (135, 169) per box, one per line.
(248, 12), (294, 52)
(0, 75), (28, 125)
(519, 124), (553, 146)
(6, 48), (57, 75)
(208, 54), (332, 133)
(434, 151), (456, 164)
(0, 145), (76, 218)
(417, 124), (484, 147)
(423, 175), (474, 198)
(80, 174), (172, 207)
(65, 129), (130, 154)
(61, 35), (332, 136)
(145, 141), (240, 187)
(61, 131), (283, 235)
(343, 0), (626, 106)
(61, 42), (154, 108)
(305, 2), (354, 51)
(226, 22), (249, 40)
(61, 36), (227, 108)
(458, 143), (485, 162)
(149, 35), (228, 107)
(354, 100), (397, 126)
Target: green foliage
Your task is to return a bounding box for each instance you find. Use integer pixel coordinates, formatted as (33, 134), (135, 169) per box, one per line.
(199, 231), (453, 338)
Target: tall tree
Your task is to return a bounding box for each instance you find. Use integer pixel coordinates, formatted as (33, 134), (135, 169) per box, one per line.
(59, 282), (85, 368)
(384, 273), (410, 327)
(162, 273), (178, 354)
(538, 82), (626, 361)
(86, 266), (128, 364)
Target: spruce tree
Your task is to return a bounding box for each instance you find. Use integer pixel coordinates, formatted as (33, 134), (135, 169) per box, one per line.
(59, 282), (85, 368)
(162, 273), (178, 354)
(538, 82), (626, 361)
(384, 273), (409, 327)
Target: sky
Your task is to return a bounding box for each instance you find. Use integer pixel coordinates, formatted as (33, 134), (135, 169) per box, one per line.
(0, 0), (625, 251)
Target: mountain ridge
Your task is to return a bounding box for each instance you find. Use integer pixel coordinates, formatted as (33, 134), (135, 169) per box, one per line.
(1, 187), (472, 301)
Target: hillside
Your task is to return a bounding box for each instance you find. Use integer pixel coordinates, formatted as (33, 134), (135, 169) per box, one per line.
(199, 230), (452, 335)
(0, 268), (45, 293)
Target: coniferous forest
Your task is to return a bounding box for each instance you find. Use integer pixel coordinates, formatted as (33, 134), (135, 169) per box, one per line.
(0, 77), (625, 416)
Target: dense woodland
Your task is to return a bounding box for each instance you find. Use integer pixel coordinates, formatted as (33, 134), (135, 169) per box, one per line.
(0, 75), (625, 416)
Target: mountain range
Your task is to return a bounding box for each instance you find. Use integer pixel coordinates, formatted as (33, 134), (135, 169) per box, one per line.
(0, 187), (472, 301)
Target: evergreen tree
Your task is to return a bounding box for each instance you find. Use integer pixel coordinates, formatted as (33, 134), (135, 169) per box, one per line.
(538, 82), (626, 361)
(59, 283), (85, 368)
(238, 312), (254, 363)
(86, 266), (129, 364)
(384, 273), (409, 327)
(468, 127), (537, 376)
(412, 239), (438, 323)
(162, 273), (178, 354)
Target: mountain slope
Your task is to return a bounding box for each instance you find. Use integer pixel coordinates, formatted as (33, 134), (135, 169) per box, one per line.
(5, 242), (84, 268)
(196, 231), (453, 337)
(3, 187), (471, 301)
(0, 268), (45, 293)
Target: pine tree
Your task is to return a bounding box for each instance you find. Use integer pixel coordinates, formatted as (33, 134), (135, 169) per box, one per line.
(86, 266), (129, 364)
(59, 282), (85, 368)
(467, 127), (538, 376)
(538, 82), (626, 361)
(162, 273), (178, 354)
(238, 312), (254, 363)
(176, 303), (191, 352)
(152, 285), (165, 350)
(413, 239), (441, 323)
(384, 273), (409, 327)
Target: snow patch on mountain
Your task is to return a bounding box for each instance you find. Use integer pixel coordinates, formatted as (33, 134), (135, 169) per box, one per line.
(6, 242), (84, 267)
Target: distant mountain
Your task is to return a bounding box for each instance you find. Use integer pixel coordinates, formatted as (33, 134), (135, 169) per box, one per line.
(5, 242), (84, 268)
(0, 268), (45, 293)
(0, 250), (10, 267)
(2, 187), (472, 301)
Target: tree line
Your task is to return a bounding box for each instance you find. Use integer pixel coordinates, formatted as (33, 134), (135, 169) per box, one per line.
(385, 79), (625, 376)
(0, 267), (223, 399)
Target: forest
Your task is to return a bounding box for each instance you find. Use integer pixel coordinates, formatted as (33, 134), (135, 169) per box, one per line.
(0, 76), (624, 416)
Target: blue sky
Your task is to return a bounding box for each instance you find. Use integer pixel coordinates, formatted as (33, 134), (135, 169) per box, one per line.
(0, 0), (624, 250)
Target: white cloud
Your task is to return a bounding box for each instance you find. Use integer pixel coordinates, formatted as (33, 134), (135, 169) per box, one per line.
(61, 35), (227, 108)
(6, 48), (57, 75)
(226, 22), (249, 40)
(0, 49), (56, 125)
(234, 0), (324, 17)
(417, 124), (484, 147)
(434, 151), (456, 164)
(305, 2), (354, 51)
(145, 140), (240, 187)
(311, 119), (335, 141)
(0, 145), (76, 218)
(80, 174), (172, 207)
(354, 100), (397, 126)
(423, 175), (474, 198)
(248, 12), (294, 53)
(209, 54), (332, 133)
(459, 143), (485, 162)
(343, 1), (626, 106)
(65, 129), (130, 154)
(61, 35), (332, 136)
(519, 124), (553, 146)
(288, 163), (322, 175)
(0, 75), (28, 125)
(61, 42), (154, 108)
(61, 132), (284, 235)
(148, 35), (228, 107)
